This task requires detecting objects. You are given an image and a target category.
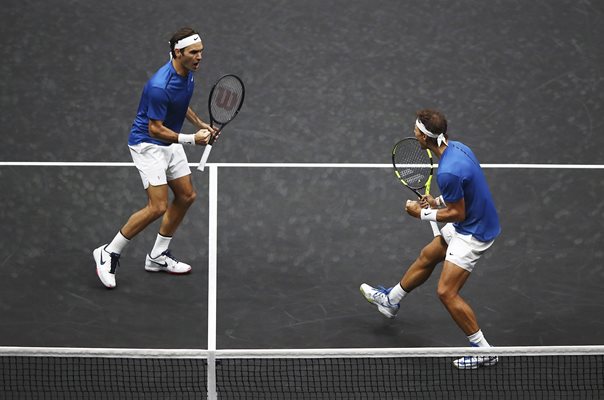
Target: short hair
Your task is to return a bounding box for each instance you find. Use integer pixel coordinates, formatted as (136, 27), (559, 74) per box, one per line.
(416, 109), (448, 142)
(169, 27), (200, 58)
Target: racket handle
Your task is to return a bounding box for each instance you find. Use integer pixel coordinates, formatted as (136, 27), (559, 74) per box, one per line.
(429, 221), (441, 237)
(197, 144), (213, 171)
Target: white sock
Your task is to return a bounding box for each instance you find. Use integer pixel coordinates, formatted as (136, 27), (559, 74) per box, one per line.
(468, 329), (491, 347)
(150, 234), (172, 258)
(388, 283), (408, 304)
(105, 231), (130, 255)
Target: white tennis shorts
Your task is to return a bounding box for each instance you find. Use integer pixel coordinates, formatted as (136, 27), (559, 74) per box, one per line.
(440, 223), (495, 272)
(129, 142), (191, 189)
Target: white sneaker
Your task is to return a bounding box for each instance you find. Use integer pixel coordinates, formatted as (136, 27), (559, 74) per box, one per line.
(93, 245), (119, 289)
(359, 283), (400, 319)
(453, 355), (499, 369)
(145, 250), (191, 274)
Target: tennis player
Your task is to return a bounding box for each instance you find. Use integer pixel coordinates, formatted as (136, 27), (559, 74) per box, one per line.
(360, 109), (501, 369)
(93, 27), (216, 289)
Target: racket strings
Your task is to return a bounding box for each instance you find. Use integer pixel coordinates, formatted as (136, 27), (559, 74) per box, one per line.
(393, 140), (432, 190)
(210, 76), (244, 124)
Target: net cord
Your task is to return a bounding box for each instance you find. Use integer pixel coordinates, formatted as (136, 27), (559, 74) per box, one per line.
(2, 345), (603, 359)
(215, 345), (604, 359)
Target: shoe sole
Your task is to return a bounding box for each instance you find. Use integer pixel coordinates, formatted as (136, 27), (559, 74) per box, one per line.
(93, 247), (116, 289)
(359, 285), (396, 319)
(145, 263), (192, 274)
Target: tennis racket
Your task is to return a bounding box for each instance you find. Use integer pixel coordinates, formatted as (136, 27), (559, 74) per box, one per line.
(392, 137), (441, 237)
(197, 74), (245, 171)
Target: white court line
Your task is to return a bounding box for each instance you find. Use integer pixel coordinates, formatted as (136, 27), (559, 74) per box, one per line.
(207, 166), (218, 400)
(210, 163), (604, 169)
(1, 162), (604, 169)
(0, 162), (134, 167)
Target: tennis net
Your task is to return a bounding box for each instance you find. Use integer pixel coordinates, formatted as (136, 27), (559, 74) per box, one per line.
(1, 345), (603, 399)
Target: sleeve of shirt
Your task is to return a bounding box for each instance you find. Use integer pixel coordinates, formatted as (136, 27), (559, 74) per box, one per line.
(438, 172), (464, 203)
(147, 86), (170, 122)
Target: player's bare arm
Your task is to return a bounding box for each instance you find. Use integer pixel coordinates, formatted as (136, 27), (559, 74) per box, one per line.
(405, 197), (466, 222)
(149, 118), (211, 145)
(186, 107), (216, 133)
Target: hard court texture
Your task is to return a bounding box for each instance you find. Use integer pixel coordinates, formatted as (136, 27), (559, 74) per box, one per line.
(0, 0), (603, 350)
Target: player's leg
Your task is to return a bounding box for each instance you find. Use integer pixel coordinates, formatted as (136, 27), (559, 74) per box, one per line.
(158, 174), (197, 238)
(400, 234), (447, 291)
(145, 144), (194, 274)
(94, 143), (171, 288)
(360, 234), (447, 319)
(122, 184), (170, 238)
(94, 184), (170, 288)
(436, 261), (476, 334)
(438, 232), (498, 369)
(438, 261), (497, 369)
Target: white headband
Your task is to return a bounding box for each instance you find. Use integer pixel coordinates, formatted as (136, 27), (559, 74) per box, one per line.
(416, 118), (447, 147)
(174, 34), (201, 49)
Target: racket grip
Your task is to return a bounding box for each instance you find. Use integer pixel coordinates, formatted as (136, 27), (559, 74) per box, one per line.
(197, 144), (213, 171)
(429, 221), (441, 237)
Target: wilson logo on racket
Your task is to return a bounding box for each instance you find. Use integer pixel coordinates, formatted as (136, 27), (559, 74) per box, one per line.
(215, 87), (239, 111)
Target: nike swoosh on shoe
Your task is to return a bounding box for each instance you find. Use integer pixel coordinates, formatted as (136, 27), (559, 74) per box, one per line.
(150, 259), (168, 268)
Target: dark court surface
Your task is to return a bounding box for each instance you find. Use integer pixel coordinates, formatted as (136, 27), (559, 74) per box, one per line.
(1, 0), (604, 350)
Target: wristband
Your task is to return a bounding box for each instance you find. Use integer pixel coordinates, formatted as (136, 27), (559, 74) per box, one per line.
(420, 208), (438, 222)
(178, 133), (196, 145)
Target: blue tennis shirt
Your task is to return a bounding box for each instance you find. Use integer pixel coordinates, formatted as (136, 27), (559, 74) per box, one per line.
(437, 141), (501, 242)
(129, 61), (195, 146)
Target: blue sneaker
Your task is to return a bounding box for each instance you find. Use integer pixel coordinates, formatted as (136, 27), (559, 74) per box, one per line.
(359, 283), (400, 319)
(453, 355), (499, 369)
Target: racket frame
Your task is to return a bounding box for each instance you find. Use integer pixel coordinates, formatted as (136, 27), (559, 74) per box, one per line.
(197, 74), (245, 171)
(391, 138), (441, 237)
